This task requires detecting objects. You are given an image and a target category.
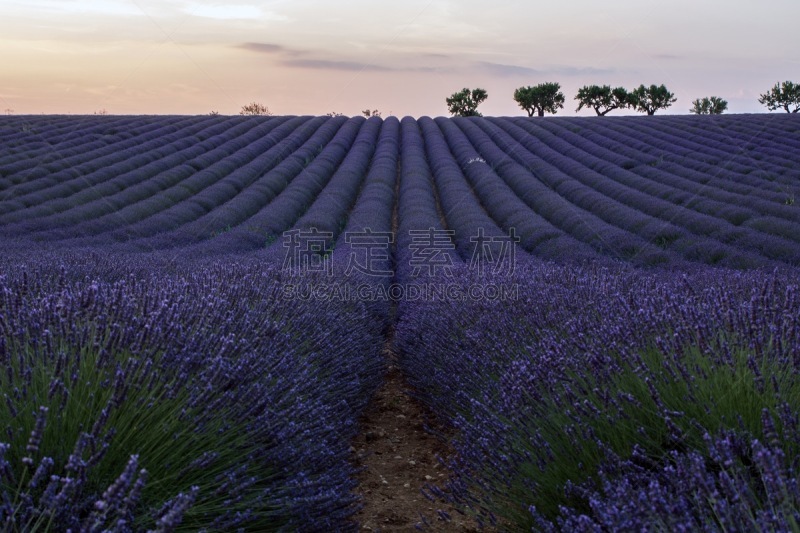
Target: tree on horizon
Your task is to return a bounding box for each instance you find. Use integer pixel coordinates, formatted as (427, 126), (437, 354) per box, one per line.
(575, 85), (630, 116)
(759, 81), (800, 113)
(446, 88), (488, 117)
(690, 96), (728, 115)
(629, 84), (677, 115)
(514, 83), (565, 117)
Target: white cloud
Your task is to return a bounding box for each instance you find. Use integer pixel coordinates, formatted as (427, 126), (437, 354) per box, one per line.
(183, 3), (287, 21)
(9, 0), (142, 16)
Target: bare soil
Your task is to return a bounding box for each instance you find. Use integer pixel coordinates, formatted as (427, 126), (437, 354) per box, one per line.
(351, 360), (481, 532)
(352, 190), (485, 531)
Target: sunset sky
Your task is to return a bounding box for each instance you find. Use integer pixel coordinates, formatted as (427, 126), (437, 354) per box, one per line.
(1, 0), (798, 117)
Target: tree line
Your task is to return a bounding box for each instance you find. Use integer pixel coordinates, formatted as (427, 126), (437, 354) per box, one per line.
(226, 81), (800, 117)
(446, 80), (800, 117)
(232, 104), (383, 118)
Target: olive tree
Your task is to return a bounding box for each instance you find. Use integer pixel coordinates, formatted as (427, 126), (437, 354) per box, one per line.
(758, 81), (800, 113)
(690, 96), (728, 115)
(628, 84), (677, 115)
(514, 83), (565, 117)
(446, 88), (488, 117)
(575, 85), (630, 116)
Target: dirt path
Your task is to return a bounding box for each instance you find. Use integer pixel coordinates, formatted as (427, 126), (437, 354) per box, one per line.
(350, 164), (481, 531)
(351, 353), (480, 531)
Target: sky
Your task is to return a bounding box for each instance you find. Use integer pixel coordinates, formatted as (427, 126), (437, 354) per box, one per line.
(1, 0), (798, 117)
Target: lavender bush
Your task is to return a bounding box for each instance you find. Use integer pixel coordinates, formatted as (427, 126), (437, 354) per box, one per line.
(397, 259), (800, 529)
(4, 113), (800, 531)
(0, 252), (386, 530)
(535, 429), (800, 531)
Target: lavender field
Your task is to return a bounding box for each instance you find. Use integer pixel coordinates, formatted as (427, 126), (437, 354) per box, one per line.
(1, 113), (800, 530)
(1, 114), (800, 265)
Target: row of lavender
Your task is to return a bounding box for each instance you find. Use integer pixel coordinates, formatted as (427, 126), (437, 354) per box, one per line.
(0, 250), (387, 530)
(395, 258), (800, 530)
(3, 112), (800, 531)
(2, 115), (800, 267)
(0, 116), (318, 244)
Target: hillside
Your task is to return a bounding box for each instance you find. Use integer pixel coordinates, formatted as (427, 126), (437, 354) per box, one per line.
(2, 114), (800, 530)
(2, 114), (799, 269)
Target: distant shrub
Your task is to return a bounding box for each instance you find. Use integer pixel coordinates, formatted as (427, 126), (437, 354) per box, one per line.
(690, 96), (728, 114)
(629, 84), (677, 115)
(759, 81), (800, 113)
(239, 102), (271, 116)
(446, 88), (488, 117)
